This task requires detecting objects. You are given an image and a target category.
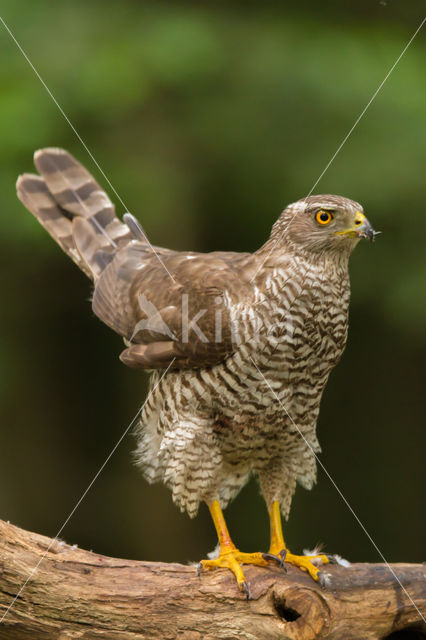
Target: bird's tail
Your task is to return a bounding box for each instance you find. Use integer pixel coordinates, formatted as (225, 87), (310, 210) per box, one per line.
(16, 148), (138, 281)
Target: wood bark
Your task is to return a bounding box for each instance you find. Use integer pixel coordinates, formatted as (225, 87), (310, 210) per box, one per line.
(0, 519), (424, 640)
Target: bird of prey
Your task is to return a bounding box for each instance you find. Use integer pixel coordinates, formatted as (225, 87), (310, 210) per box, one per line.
(17, 148), (375, 597)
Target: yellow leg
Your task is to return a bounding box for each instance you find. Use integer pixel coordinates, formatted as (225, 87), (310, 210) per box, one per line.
(210, 499), (236, 552)
(268, 500), (329, 582)
(268, 500), (286, 555)
(198, 500), (268, 598)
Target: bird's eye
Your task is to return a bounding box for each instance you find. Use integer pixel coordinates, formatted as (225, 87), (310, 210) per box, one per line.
(315, 210), (333, 225)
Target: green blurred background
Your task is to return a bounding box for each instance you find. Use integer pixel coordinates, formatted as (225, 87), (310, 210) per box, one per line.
(0, 1), (424, 567)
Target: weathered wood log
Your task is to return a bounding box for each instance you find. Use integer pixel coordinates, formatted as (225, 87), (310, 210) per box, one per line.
(0, 519), (424, 640)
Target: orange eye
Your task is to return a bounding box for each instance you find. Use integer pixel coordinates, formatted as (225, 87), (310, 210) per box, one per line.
(315, 210), (333, 225)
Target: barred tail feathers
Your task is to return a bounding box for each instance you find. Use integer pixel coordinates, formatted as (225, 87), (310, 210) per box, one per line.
(17, 148), (134, 280)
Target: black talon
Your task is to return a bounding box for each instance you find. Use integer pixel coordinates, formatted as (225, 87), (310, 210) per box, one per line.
(262, 552), (280, 563)
(261, 551), (287, 571)
(196, 562), (202, 577)
(242, 581), (251, 600)
(279, 548), (288, 567)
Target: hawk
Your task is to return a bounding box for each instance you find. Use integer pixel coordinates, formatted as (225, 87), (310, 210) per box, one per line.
(17, 148), (375, 597)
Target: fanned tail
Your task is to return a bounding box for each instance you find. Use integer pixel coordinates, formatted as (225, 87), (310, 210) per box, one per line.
(17, 148), (137, 281)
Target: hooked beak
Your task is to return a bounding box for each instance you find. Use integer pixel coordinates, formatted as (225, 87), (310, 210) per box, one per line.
(335, 211), (377, 242)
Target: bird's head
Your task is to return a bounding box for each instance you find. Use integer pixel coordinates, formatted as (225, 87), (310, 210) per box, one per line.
(270, 195), (377, 255)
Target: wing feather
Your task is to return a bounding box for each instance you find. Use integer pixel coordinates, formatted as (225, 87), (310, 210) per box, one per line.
(92, 247), (254, 369)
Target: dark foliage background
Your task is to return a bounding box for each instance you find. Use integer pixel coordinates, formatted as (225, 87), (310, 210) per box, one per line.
(0, 1), (425, 567)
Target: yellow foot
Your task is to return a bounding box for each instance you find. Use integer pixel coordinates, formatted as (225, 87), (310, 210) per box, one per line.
(198, 548), (268, 599)
(268, 546), (330, 583)
(285, 550), (329, 582)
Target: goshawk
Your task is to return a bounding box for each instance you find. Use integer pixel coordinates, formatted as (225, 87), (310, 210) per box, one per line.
(17, 148), (375, 597)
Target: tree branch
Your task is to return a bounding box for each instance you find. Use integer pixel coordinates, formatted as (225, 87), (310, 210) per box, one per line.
(0, 519), (424, 639)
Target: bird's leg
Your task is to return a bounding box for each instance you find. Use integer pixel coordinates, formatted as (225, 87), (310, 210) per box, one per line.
(267, 500), (329, 582)
(268, 499), (286, 556)
(198, 500), (268, 599)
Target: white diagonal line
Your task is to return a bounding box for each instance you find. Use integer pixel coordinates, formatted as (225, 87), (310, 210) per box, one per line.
(250, 15), (426, 284)
(307, 16), (426, 196)
(0, 360), (175, 624)
(0, 15), (177, 284)
(250, 356), (425, 623)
